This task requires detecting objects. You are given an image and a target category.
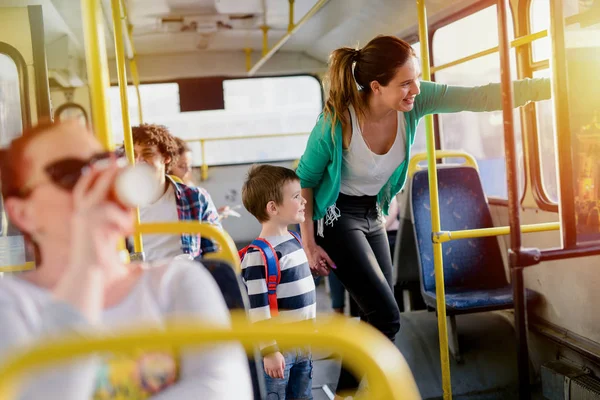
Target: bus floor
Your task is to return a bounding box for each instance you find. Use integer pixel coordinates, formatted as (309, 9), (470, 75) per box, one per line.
(312, 276), (343, 399)
(312, 278), (547, 400)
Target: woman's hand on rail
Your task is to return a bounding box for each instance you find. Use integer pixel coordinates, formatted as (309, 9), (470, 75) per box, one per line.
(305, 243), (335, 277)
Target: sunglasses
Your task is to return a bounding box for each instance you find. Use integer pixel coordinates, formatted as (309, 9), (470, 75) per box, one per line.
(20, 151), (123, 196)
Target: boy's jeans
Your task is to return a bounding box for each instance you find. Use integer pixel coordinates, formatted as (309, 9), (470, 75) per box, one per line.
(263, 347), (313, 400)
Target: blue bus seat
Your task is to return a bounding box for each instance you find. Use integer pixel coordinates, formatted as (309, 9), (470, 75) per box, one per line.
(410, 166), (540, 314)
(196, 258), (266, 400)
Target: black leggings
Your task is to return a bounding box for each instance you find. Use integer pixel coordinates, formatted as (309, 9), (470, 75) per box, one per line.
(316, 193), (401, 394)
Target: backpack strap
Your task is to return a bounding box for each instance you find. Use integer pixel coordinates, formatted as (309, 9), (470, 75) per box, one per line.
(288, 230), (302, 245)
(239, 239), (281, 317)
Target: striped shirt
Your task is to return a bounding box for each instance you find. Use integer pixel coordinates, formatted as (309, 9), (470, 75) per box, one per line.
(241, 233), (316, 325)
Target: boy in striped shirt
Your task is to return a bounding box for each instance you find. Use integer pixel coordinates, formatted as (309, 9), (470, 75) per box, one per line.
(241, 165), (316, 400)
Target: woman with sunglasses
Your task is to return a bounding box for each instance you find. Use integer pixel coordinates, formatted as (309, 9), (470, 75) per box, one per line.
(0, 120), (253, 399)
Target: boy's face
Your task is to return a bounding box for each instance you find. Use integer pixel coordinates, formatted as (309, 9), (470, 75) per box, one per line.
(271, 180), (306, 225)
(134, 142), (170, 184)
(170, 150), (192, 183)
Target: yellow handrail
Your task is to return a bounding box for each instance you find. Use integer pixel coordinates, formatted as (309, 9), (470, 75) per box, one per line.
(119, 0), (144, 124)
(111, 0), (144, 255)
(0, 262), (35, 273)
(434, 222), (560, 243)
(431, 30), (548, 73)
(185, 132), (309, 143)
(0, 314), (421, 400)
(408, 150), (479, 178)
(185, 132), (309, 181)
(248, 0), (330, 76)
(417, 1), (452, 399)
(135, 222), (240, 271)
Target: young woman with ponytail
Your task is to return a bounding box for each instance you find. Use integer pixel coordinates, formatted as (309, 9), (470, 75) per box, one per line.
(296, 34), (551, 398)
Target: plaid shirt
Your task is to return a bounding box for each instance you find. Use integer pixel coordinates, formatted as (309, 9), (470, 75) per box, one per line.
(168, 176), (222, 257)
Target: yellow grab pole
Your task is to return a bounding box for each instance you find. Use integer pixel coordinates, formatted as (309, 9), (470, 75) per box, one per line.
(244, 48), (253, 72)
(81, 0), (113, 149)
(111, 0), (143, 255)
(128, 58), (143, 124)
(81, 0), (130, 258)
(431, 29), (548, 73)
(200, 139), (208, 181)
(0, 262), (36, 273)
(435, 222), (560, 243)
(126, 22), (144, 125)
(417, 1), (452, 399)
(260, 25), (270, 56)
(288, 0), (295, 32)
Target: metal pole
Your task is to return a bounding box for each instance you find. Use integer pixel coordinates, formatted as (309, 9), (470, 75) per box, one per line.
(549, 0), (576, 248)
(496, 0), (529, 398)
(81, 0), (129, 259)
(417, 1), (452, 399)
(288, 0), (295, 32)
(111, 0), (144, 256)
(81, 0), (113, 149)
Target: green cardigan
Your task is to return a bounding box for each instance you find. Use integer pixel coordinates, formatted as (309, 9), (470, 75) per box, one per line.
(296, 78), (551, 221)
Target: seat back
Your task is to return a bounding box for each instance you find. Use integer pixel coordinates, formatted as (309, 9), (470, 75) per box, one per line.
(410, 166), (508, 295)
(198, 258), (265, 400)
(394, 189), (421, 288)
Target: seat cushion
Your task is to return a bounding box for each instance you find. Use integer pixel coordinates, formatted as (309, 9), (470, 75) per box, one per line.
(422, 285), (540, 312)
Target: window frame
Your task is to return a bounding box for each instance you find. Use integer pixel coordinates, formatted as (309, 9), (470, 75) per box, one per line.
(524, 0), (560, 212)
(0, 42), (31, 130)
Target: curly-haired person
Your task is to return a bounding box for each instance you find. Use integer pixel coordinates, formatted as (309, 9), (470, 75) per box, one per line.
(132, 123), (221, 262)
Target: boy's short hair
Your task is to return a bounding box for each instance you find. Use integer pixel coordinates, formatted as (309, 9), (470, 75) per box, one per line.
(242, 164), (299, 223)
(131, 123), (178, 166)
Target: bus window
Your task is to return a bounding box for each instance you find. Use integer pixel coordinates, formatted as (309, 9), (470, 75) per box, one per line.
(531, 0), (557, 203)
(0, 52), (23, 147)
(197, 75), (322, 166)
(433, 5), (524, 199)
(109, 82), (180, 140)
(530, 0), (581, 204)
(111, 75), (322, 167)
(0, 51), (29, 266)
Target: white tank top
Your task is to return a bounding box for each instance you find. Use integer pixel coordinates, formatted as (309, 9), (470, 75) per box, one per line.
(340, 105), (407, 196)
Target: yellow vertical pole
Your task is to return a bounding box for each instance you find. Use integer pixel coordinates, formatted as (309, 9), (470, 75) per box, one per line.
(111, 0), (143, 255)
(244, 48), (253, 72)
(81, 0), (113, 149)
(260, 25), (270, 56)
(200, 140), (208, 181)
(417, 1), (452, 399)
(288, 0), (295, 33)
(129, 60), (143, 124)
(81, 0), (129, 259)
(127, 24), (144, 124)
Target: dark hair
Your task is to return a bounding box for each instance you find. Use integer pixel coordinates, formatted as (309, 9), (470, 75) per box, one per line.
(131, 123), (178, 166)
(242, 164), (299, 223)
(173, 136), (191, 156)
(323, 35), (416, 144)
(167, 137), (192, 174)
